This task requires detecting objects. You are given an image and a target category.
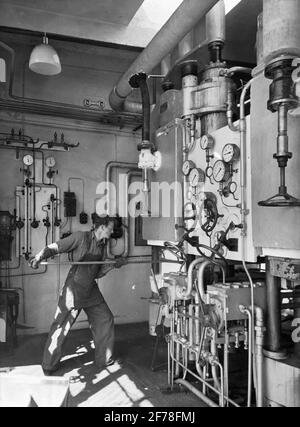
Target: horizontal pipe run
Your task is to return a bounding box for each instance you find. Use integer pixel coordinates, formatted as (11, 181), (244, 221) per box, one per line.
(170, 339), (239, 407)
(109, 0), (219, 111)
(175, 379), (219, 408)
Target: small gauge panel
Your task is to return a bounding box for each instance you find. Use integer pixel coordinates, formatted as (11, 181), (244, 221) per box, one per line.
(222, 144), (240, 163)
(200, 134), (214, 150)
(45, 156), (56, 168)
(189, 168), (206, 187)
(212, 160), (231, 183)
(23, 154), (33, 166)
(182, 160), (196, 176)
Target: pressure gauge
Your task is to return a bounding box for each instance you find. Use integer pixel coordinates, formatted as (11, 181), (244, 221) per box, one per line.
(45, 156), (56, 168)
(212, 160), (231, 183)
(206, 166), (213, 179)
(189, 168), (206, 187)
(200, 134), (214, 150)
(222, 144), (240, 163)
(229, 181), (238, 194)
(23, 154), (33, 166)
(182, 160), (196, 176)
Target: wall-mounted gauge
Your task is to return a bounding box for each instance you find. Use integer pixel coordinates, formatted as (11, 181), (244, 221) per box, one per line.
(182, 160), (196, 176)
(23, 154), (33, 166)
(45, 156), (56, 168)
(212, 160), (231, 183)
(200, 134), (214, 150)
(229, 181), (238, 195)
(222, 144), (240, 163)
(189, 168), (206, 187)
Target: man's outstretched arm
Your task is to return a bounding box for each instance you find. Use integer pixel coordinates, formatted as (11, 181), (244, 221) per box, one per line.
(30, 243), (59, 269)
(29, 232), (83, 269)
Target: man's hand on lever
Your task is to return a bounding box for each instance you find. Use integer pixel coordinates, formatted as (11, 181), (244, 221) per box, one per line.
(28, 244), (59, 270)
(29, 255), (41, 270)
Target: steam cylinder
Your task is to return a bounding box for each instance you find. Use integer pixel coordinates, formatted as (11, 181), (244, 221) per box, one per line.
(197, 64), (235, 134)
(263, 0), (300, 64)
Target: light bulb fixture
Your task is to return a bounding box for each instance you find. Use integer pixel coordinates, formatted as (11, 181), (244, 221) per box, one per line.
(29, 33), (61, 76)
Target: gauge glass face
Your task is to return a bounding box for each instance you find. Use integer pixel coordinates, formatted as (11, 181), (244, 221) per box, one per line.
(229, 181), (238, 194)
(213, 160), (227, 182)
(189, 168), (205, 187)
(23, 154), (33, 166)
(182, 160), (195, 176)
(206, 166), (213, 178)
(189, 168), (200, 187)
(46, 156), (56, 168)
(222, 144), (239, 163)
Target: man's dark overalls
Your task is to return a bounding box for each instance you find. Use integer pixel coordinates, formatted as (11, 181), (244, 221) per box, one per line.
(42, 231), (114, 372)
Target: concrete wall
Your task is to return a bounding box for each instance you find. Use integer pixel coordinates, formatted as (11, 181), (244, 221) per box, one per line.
(0, 32), (152, 334)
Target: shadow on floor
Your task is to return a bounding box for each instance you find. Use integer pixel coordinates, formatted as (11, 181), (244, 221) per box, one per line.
(0, 323), (204, 407)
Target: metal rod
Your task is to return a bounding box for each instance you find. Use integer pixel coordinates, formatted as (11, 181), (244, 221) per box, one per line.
(266, 259), (282, 352)
(40, 258), (182, 266)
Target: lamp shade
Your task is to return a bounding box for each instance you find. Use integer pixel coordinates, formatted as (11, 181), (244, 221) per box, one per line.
(29, 36), (61, 76)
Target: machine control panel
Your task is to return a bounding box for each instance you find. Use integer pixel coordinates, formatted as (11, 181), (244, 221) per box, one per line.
(184, 116), (259, 262)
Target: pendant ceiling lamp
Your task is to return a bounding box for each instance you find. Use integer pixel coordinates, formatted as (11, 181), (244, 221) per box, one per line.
(29, 33), (61, 76)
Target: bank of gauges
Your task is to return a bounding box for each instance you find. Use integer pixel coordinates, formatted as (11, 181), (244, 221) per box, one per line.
(183, 160), (206, 204)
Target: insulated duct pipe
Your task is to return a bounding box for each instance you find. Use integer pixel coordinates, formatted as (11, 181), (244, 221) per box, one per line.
(109, 0), (219, 112)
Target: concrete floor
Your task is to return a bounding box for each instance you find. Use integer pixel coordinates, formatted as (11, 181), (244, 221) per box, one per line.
(0, 322), (207, 407)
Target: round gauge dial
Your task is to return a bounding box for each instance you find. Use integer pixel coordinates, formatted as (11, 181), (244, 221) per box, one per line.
(229, 181), (238, 194)
(206, 166), (213, 179)
(45, 156), (56, 168)
(189, 168), (206, 187)
(212, 160), (231, 183)
(23, 154), (33, 166)
(222, 144), (240, 163)
(182, 160), (196, 176)
(200, 134), (214, 150)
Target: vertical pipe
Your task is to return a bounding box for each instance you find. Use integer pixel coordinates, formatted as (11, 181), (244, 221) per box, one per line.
(294, 286), (300, 355)
(178, 32), (194, 59)
(254, 306), (265, 408)
(265, 259), (282, 352)
(161, 54), (172, 76)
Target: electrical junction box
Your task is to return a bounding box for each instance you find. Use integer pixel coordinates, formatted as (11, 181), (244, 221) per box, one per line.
(64, 192), (77, 218)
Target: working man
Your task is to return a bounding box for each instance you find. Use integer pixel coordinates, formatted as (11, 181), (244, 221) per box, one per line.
(29, 215), (127, 375)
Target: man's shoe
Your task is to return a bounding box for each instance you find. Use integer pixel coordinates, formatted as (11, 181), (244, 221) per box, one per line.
(42, 366), (59, 376)
(105, 357), (123, 367)
(94, 358), (123, 372)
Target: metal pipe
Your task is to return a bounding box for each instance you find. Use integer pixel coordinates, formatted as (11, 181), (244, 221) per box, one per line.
(240, 78), (254, 232)
(122, 171), (142, 258)
(223, 67), (253, 77)
(211, 338), (222, 393)
(185, 257), (205, 298)
(254, 306), (265, 408)
(206, 0), (226, 45)
(170, 342), (239, 406)
(105, 161), (139, 217)
(175, 379), (219, 407)
(240, 305), (253, 408)
(0, 41), (142, 124)
(198, 260), (226, 302)
(265, 259), (282, 352)
(109, 0), (219, 112)
(40, 259), (151, 266)
(227, 89), (239, 132)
